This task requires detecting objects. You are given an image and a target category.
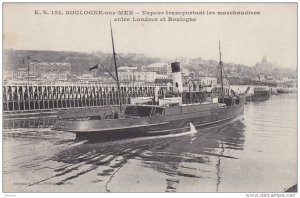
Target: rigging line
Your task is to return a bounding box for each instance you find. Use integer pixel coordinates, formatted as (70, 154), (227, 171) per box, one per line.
(110, 54), (114, 73)
(98, 62), (118, 82)
(115, 53), (123, 67)
(91, 54), (116, 81)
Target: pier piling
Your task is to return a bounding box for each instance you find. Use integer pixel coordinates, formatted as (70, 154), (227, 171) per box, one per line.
(3, 82), (166, 112)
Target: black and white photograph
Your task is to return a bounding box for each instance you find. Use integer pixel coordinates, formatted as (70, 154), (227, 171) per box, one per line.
(2, 2), (298, 194)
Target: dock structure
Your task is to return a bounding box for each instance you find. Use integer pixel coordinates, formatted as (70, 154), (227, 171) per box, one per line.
(3, 81), (168, 112)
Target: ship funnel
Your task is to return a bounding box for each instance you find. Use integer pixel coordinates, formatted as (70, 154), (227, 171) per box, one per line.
(171, 62), (183, 93)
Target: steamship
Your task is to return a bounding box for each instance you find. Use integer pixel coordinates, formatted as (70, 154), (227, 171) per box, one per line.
(52, 23), (247, 141)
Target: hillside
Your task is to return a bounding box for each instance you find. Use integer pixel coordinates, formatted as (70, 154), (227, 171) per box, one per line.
(3, 49), (296, 81)
(3, 49), (163, 75)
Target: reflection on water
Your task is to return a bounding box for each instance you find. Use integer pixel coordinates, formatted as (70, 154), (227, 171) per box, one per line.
(3, 94), (297, 192)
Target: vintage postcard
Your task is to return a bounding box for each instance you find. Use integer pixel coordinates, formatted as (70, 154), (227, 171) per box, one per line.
(2, 2), (297, 194)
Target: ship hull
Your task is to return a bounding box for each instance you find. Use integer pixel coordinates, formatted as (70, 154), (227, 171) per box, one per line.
(53, 98), (245, 141)
(74, 114), (243, 142)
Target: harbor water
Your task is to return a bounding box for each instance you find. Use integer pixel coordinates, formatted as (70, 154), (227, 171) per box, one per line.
(3, 93), (297, 192)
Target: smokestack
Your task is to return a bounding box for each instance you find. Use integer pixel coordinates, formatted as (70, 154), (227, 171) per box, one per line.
(171, 62), (183, 93)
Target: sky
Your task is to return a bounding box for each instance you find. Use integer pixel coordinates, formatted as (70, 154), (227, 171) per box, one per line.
(3, 3), (297, 69)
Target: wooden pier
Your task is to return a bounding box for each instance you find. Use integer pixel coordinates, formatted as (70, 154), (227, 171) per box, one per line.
(3, 81), (168, 112)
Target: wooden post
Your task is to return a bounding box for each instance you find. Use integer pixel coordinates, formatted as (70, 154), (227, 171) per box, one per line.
(3, 86), (8, 111)
(47, 86), (50, 109)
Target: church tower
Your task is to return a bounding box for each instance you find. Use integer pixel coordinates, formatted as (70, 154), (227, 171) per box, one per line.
(262, 55), (267, 63)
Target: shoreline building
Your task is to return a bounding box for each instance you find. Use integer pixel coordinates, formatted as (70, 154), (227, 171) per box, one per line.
(14, 67), (38, 81)
(30, 62), (71, 81)
(118, 65), (156, 82)
(119, 71), (157, 82)
(188, 77), (218, 92)
(141, 63), (172, 75)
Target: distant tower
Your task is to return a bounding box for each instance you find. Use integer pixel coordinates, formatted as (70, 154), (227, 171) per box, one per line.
(262, 55), (267, 63)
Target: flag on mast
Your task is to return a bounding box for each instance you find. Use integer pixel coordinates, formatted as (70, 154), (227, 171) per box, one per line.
(89, 64), (98, 71)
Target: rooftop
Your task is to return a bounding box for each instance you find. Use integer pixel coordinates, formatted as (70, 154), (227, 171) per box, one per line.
(118, 66), (138, 70)
(147, 63), (169, 68)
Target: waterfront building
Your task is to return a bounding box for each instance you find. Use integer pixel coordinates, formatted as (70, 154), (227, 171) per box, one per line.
(255, 73), (267, 81)
(155, 74), (169, 79)
(29, 62), (71, 81)
(13, 67), (38, 81)
(118, 66), (139, 72)
(199, 76), (218, 87)
(142, 63), (172, 75)
(180, 76), (218, 92)
(119, 71), (156, 82)
(286, 79), (297, 87)
(188, 76), (218, 92)
(253, 86), (271, 101)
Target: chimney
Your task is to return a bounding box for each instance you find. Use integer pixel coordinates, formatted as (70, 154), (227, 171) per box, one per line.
(171, 62), (183, 93)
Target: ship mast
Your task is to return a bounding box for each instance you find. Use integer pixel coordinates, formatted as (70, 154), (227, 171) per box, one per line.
(110, 21), (122, 111)
(219, 40), (224, 101)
